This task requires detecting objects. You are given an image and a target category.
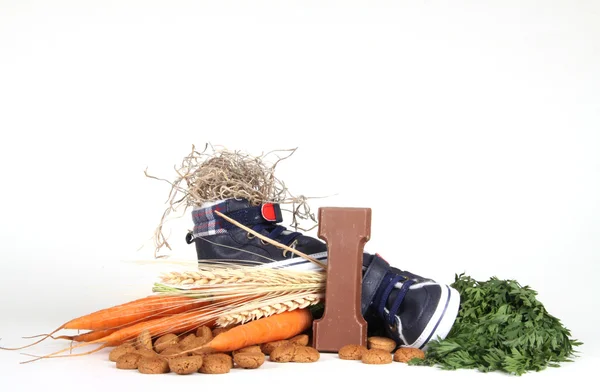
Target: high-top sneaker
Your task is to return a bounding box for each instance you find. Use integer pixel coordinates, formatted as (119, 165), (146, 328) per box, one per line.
(186, 198), (460, 349)
(186, 198), (328, 269)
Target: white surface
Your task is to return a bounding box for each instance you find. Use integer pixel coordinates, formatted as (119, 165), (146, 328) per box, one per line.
(1, 1), (598, 390)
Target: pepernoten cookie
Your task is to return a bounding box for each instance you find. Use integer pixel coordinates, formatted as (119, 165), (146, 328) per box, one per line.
(196, 326), (213, 345)
(160, 346), (188, 358)
(362, 349), (393, 364)
(109, 343), (136, 362)
(269, 343), (295, 363)
(289, 334), (310, 346)
(178, 333), (198, 348)
(338, 344), (368, 360)
(116, 352), (142, 369)
(233, 352), (266, 369)
(178, 336), (206, 356)
(211, 326), (233, 337)
(154, 333), (179, 353)
(367, 337), (396, 353)
(168, 356), (204, 374)
(200, 353), (233, 374)
(136, 348), (159, 359)
(233, 345), (262, 356)
(138, 357), (170, 374)
(292, 346), (320, 363)
(260, 340), (290, 355)
(136, 330), (153, 350)
(393, 347), (425, 363)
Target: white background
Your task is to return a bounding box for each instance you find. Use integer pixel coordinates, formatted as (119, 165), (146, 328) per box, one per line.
(1, 1), (598, 390)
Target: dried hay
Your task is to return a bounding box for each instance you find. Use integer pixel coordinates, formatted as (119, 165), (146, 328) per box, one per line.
(145, 144), (319, 257)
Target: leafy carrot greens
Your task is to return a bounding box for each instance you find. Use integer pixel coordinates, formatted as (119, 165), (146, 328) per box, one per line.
(411, 274), (581, 375)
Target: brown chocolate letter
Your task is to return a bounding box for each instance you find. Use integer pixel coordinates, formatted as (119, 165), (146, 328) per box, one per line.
(312, 207), (371, 352)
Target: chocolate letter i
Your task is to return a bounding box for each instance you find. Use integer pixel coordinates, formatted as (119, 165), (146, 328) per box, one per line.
(312, 207), (371, 353)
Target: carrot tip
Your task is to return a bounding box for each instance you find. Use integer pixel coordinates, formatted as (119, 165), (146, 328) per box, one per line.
(20, 352), (42, 358)
(19, 353), (44, 365)
(2, 326), (65, 350)
(0, 340), (47, 351)
(21, 334), (55, 340)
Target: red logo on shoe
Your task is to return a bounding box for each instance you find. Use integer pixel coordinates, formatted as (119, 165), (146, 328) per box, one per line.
(261, 203), (277, 221)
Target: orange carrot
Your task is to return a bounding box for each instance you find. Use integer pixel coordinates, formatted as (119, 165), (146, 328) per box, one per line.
(186, 308), (312, 354)
(62, 295), (209, 331)
(55, 329), (118, 345)
(96, 311), (216, 344)
(2, 295), (210, 350)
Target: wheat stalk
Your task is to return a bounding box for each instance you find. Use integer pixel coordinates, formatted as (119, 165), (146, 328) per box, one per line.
(155, 263), (326, 329)
(159, 265), (326, 288)
(215, 293), (323, 327)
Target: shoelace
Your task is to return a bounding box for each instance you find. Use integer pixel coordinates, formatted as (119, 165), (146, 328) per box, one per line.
(250, 222), (303, 248)
(373, 272), (415, 325)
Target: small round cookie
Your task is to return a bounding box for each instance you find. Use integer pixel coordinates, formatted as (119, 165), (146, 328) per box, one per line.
(116, 352), (142, 369)
(233, 352), (266, 369)
(168, 356), (204, 374)
(109, 343), (136, 362)
(338, 344), (368, 360)
(260, 340), (290, 355)
(136, 348), (158, 359)
(292, 346), (320, 363)
(199, 353), (233, 374)
(179, 333), (198, 348)
(361, 349), (393, 365)
(367, 337), (396, 353)
(136, 330), (153, 350)
(211, 353), (233, 366)
(233, 345), (262, 356)
(211, 326), (233, 337)
(196, 326), (213, 344)
(160, 346), (188, 358)
(269, 343), (296, 363)
(179, 337), (205, 355)
(290, 334), (310, 346)
(138, 357), (170, 374)
(393, 347), (425, 363)
(154, 333), (179, 353)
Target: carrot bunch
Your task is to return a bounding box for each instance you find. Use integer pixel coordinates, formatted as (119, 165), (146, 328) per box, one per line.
(2, 261), (323, 364)
(2, 291), (313, 364)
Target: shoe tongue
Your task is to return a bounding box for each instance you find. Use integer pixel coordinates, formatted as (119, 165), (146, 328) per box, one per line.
(386, 286), (418, 328)
(384, 268), (430, 313)
(386, 288), (400, 313)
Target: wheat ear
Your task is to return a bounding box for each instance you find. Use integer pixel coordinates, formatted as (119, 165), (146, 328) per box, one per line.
(160, 266), (325, 288)
(215, 294), (322, 327)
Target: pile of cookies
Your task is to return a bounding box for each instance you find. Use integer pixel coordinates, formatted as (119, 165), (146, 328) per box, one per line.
(109, 326), (319, 375)
(338, 337), (425, 365)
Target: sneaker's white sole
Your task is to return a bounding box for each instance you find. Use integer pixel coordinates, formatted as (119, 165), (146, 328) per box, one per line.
(403, 285), (461, 350)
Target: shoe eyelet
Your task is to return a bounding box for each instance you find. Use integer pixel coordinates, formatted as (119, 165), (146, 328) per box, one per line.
(246, 233), (255, 240)
(260, 239), (268, 246)
(282, 249), (288, 258)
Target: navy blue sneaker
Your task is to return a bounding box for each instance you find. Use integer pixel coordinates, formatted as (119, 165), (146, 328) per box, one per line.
(361, 253), (460, 349)
(186, 198), (460, 349)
